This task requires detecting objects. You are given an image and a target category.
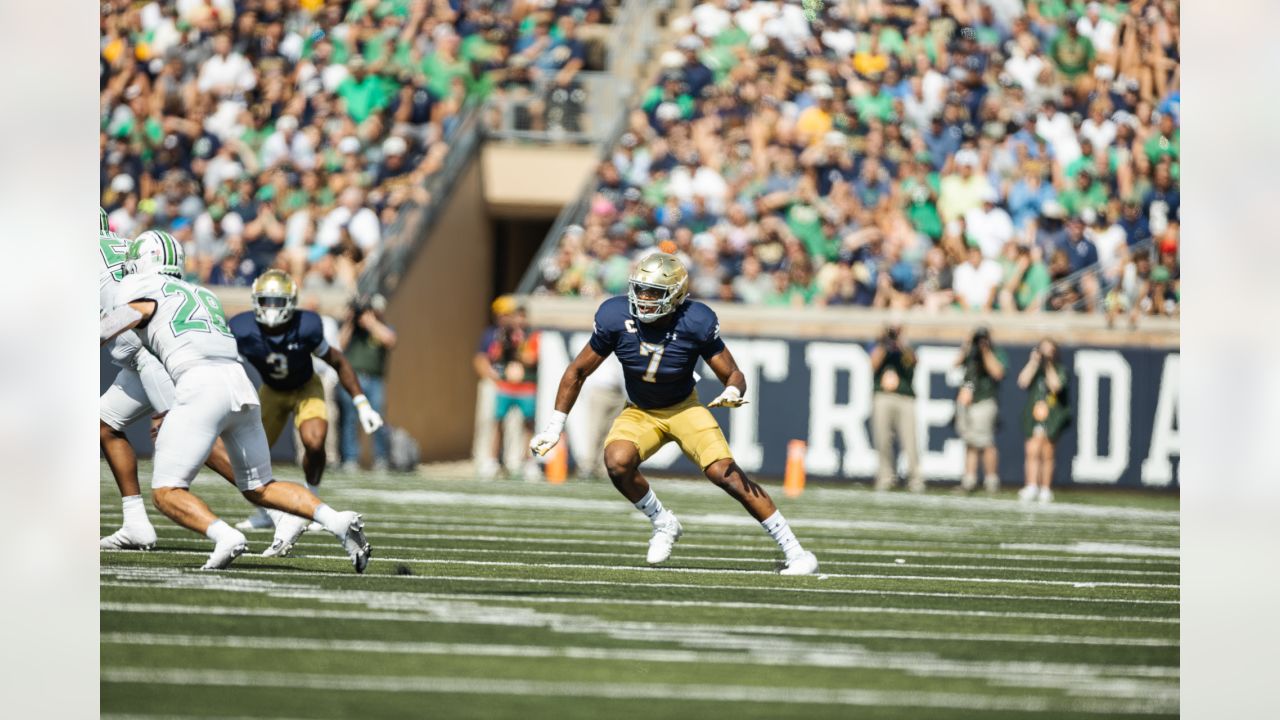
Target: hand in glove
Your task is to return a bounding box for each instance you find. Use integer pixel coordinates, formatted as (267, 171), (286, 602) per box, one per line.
(353, 394), (385, 434)
(530, 411), (567, 456)
(707, 386), (748, 408)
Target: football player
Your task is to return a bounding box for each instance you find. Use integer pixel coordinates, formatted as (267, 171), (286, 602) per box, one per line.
(227, 270), (384, 554)
(530, 253), (819, 575)
(99, 231), (372, 572)
(98, 213), (257, 550)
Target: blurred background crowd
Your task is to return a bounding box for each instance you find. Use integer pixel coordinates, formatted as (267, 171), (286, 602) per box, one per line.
(530, 0), (1180, 321)
(100, 0), (613, 294)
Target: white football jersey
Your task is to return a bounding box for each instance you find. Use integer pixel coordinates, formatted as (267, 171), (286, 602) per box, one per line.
(99, 232), (130, 312)
(101, 231), (151, 370)
(113, 272), (240, 381)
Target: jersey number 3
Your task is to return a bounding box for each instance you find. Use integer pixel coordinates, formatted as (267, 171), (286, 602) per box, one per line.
(265, 352), (289, 380)
(163, 282), (233, 337)
(638, 342), (666, 383)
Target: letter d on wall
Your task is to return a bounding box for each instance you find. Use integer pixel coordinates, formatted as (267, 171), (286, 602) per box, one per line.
(1071, 350), (1132, 484)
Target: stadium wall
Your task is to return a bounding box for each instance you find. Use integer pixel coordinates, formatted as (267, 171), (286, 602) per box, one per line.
(531, 298), (1180, 490)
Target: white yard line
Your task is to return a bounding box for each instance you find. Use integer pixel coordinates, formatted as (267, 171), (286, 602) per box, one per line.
(100, 632), (1178, 686)
(100, 549), (1178, 604)
(138, 536), (1181, 578)
(97, 601), (1175, 647)
(100, 574), (1179, 624)
(99, 668), (1175, 715)
(109, 520), (1180, 565)
(99, 503), (1179, 540)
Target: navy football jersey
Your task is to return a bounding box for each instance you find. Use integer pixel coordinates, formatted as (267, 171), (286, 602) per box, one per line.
(588, 296), (725, 410)
(229, 309), (330, 391)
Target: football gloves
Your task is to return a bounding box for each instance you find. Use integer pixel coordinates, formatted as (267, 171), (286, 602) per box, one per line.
(352, 394), (385, 434)
(530, 410), (567, 457)
(707, 386), (748, 409)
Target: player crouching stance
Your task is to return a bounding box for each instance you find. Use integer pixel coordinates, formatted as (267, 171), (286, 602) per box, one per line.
(228, 270), (384, 556)
(531, 253), (818, 575)
(99, 232), (372, 572)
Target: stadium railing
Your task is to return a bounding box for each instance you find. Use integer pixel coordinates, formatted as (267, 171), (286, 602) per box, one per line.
(356, 101), (485, 299)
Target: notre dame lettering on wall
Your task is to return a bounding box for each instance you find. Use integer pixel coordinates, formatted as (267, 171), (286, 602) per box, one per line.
(537, 331), (1180, 490)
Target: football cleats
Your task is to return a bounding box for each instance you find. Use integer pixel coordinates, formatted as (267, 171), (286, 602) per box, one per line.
(628, 252), (689, 323)
(124, 230), (185, 278)
(251, 269), (299, 328)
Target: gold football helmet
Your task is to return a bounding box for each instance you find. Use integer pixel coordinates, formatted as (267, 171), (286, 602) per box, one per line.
(628, 252), (689, 322)
(251, 269), (298, 327)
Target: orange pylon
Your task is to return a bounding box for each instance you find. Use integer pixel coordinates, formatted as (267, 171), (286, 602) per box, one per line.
(783, 439), (807, 498)
(545, 434), (568, 484)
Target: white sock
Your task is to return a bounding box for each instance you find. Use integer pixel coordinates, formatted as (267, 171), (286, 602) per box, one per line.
(121, 495), (150, 528)
(634, 490), (666, 522)
(312, 503), (345, 535)
(761, 510), (804, 561)
(265, 508), (288, 527)
(204, 519), (239, 544)
(986, 474), (1000, 486)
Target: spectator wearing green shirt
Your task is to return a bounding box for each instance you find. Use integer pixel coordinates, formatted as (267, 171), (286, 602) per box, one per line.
(1144, 113), (1179, 165)
(1017, 338), (1071, 504)
(955, 326), (1007, 494)
(1048, 18), (1095, 81)
(337, 57), (396, 124)
(997, 241), (1052, 312)
(870, 325), (924, 493)
(1059, 168), (1109, 216)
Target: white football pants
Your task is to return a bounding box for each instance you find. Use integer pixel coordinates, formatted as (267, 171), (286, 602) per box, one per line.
(151, 362), (273, 492)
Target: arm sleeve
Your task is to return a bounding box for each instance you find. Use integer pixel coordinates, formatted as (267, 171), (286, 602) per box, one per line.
(587, 306), (619, 357)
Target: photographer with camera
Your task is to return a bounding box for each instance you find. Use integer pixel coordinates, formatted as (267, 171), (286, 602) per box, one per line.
(869, 324), (924, 492)
(954, 325), (1007, 493)
(338, 293), (397, 471)
(1017, 338), (1071, 504)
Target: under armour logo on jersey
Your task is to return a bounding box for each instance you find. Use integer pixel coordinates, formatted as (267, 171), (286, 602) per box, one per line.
(287, 343), (301, 350)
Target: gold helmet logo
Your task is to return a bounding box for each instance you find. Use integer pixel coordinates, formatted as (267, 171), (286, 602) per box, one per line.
(251, 269), (299, 327)
(628, 252), (689, 322)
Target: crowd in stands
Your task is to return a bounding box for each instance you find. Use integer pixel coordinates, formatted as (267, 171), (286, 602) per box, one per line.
(101, 0), (608, 292)
(533, 0), (1180, 320)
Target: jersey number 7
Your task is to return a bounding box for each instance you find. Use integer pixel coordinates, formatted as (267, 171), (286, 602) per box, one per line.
(638, 342), (666, 383)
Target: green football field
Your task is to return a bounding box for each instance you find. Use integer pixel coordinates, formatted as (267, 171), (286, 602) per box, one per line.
(100, 462), (1179, 719)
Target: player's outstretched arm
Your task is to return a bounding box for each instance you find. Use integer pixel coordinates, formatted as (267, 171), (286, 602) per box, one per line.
(705, 348), (748, 408)
(321, 346), (384, 433)
(100, 300), (155, 346)
(530, 343), (606, 456)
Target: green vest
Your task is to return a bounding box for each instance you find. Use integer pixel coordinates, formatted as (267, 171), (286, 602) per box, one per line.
(962, 347), (1007, 402)
(874, 348), (916, 397)
(345, 328), (389, 377)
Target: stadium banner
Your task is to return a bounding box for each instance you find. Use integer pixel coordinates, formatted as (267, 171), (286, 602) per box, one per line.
(536, 330), (1180, 490)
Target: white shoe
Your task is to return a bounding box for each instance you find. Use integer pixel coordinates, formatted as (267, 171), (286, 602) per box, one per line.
(99, 525), (157, 551)
(262, 513), (310, 558)
(477, 458), (500, 479)
(1038, 488), (1054, 504)
(1018, 485), (1039, 503)
(234, 507), (275, 531)
(780, 550), (819, 576)
(331, 511), (372, 573)
(646, 512), (683, 565)
(201, 532), (248, 570)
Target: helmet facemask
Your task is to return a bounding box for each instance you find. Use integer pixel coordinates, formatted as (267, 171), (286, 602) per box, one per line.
(628, 279), (684, 323)
(253, 292), (296, 327)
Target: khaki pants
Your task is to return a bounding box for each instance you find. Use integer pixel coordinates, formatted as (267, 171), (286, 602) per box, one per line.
(578, 385), (627, 478)
(872, 392), (923, 491)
